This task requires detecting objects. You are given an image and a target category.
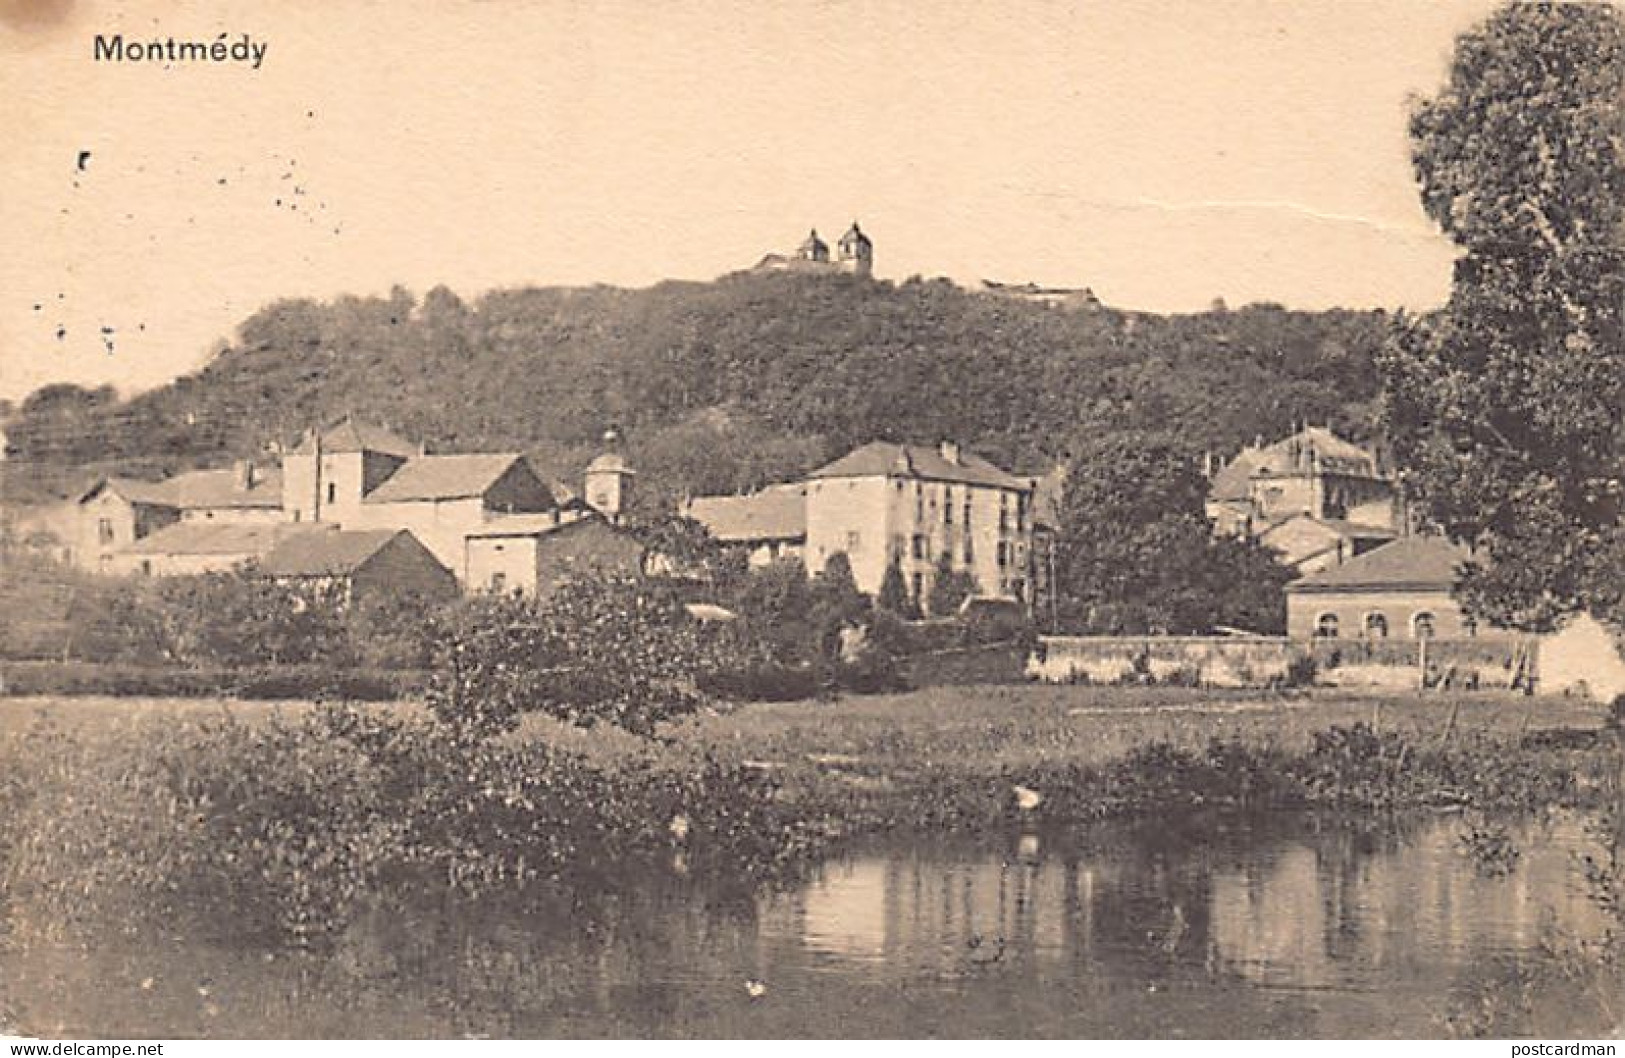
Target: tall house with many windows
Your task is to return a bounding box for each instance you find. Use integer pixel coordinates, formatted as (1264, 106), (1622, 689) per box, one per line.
(802, 441), (1034, 610)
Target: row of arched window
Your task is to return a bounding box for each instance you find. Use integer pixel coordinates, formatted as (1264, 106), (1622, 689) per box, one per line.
(1314, 610), (1466, 640)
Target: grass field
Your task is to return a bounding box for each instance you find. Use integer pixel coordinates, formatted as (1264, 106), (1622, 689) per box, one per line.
(5, 682), (1610, 776)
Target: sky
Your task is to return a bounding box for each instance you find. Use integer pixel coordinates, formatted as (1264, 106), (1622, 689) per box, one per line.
(0, 0), (1501, 404)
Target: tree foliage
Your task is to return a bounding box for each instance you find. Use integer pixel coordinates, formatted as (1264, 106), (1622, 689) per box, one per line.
(427, 574), (704, 739)
(927, 550), (978, 617)
(1052, 432), (1292, 634)
(1381, 2), (1624, 629)
(4, 271), (1392, 508)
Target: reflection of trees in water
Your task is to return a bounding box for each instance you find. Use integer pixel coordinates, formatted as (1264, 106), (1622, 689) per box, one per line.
(1, 812), (1610, 1038)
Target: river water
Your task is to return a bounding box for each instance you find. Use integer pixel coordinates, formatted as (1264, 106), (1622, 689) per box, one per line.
(2, 811), (1613, 1038)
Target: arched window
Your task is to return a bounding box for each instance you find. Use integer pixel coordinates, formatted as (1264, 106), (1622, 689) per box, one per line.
(1315, 613), (1340, 638)
(1364, 612), (1389, 639)
(1412, 612), (1436, 640)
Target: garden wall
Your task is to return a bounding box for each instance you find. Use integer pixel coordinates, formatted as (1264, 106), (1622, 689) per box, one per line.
(1027, 636), (1300, 688)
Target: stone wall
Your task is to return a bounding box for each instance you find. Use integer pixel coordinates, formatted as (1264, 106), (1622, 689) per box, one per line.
(1028, 636), (1300, 688)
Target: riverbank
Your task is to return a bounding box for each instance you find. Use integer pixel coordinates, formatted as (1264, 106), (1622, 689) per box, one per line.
(1, 685), (1619, 1036)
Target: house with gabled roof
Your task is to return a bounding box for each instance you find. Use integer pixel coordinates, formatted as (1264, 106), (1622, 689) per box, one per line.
(257, 528), (458, 605)
(75, 476), (182, 573)
(1285, 535), (1509, 641)
(1206, 425), (1404, 576)
(687, 440), (1035, 612)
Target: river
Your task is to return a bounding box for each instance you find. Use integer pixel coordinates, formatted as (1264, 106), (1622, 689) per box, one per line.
(2, 811), (1613, 1038)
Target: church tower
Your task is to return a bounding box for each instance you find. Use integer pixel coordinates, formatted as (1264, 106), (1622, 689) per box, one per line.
(797, 229), (829, 263)
(583, 429), (636, 525)
(837, 221), (873, 277)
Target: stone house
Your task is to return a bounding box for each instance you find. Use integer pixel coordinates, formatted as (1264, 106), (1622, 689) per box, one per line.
(111, 521), (319, 578)
(1207, 426), (1402, 575)
(1284, 536), (1507, 641)
(464, 512), (647, 598)
(74, 477), (181, 573)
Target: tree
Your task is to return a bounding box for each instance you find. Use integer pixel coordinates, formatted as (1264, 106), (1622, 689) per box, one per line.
(876, 558), (918, 617)
(427, 574), (704, 739)
(927, 551), (978, 617)
(1381, 2), (1624, 629)
(1053, 431), (1292, 634)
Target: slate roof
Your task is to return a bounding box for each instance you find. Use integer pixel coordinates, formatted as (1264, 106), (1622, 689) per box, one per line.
(258, 529), (413, 577)
(1288, 536), (1471, 593)
(292, 417), (418, 458)
(120, 521), (321, 556)
(163, 467), (285, 510)
(686, 484), (807, 543)
(1209, 428), (1383, 501)
(1260, 514), (1397, 541)
(807, 443), (1029, 490)
(363, 454), (530, 503)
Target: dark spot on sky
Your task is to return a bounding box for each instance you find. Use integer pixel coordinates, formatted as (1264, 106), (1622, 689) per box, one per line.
(0, 0), (76, 32)
(75, 150), (91, 172)
(31, 303), (40, 311)
(54, 326), (65, 340)
(217, 177), (227, 186)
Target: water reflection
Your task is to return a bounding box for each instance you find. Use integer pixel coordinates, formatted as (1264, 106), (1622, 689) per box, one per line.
(2, 812), (1612, 1038)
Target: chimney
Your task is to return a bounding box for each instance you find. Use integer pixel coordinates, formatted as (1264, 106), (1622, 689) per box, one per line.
(940, 440), (961, 465)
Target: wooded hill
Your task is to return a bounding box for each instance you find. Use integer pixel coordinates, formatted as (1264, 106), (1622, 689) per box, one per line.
(3, 271), (1392, 509)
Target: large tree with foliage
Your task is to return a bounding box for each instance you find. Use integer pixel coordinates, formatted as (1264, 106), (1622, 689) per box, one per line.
(1053, 432), (1292, 634)
(1381, 2), (1624, 630)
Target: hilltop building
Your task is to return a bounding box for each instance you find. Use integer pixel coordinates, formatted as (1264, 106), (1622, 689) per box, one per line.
(1206, 426), (1402, 576)
(754, 222), (873, 278)
(686, 440), (1035, 614)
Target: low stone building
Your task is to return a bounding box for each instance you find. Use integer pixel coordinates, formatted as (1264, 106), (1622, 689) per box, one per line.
(1284, 536), (1505, 641)
(257, 528), (458, 605)
(112, 521), (318, 578)
(684, 483), (807, 568)
(464, 512), (646, 598)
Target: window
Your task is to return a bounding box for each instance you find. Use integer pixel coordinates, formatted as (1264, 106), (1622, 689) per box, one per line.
(97, 518), (114, 545)
(944, 488), (954, 525)
(996, 541), (1008, 567)
(292, 510), (301, 523)
(139, 560), (152, 577)
(490, 572), (506, 593)
(963, 539), (974, 565)
(1412, 612), (1436, 640)
(1315, 613), (1340, 638)
(911, 571), (924, 600)
(1463, 615), (1478, 639)
(911, 534), (926, 560)
(963, 502), (972, 529)
(326, 481), (337, 504)
(1364, 612), (1389, 639)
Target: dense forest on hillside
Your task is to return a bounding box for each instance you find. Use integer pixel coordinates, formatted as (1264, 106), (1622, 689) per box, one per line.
(2, 272), (1391, 508)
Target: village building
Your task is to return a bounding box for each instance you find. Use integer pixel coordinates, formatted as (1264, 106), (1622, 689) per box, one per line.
(1206, 425), (1402, 576)
(74, 477), (182, 573)
(683, 483), (807, 568)
(807, 441), (1035, 607)
(465, 512), (646, 599)
(257, 528), (458, 605)
(1284, 536), (1505, 641)
(687, 441), (1035, 613)
(111, 521), (319, 578)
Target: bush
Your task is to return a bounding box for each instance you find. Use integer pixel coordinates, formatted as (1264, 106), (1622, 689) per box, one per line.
(0, 660), (425, 700)
(427, 574), (706, 738)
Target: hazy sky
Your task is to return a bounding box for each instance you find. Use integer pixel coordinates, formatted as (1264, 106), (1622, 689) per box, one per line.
(0, 0), (1500, 403)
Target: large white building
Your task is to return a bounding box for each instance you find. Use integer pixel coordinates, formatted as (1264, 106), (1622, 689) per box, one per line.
(687, 440), (1036, 613)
